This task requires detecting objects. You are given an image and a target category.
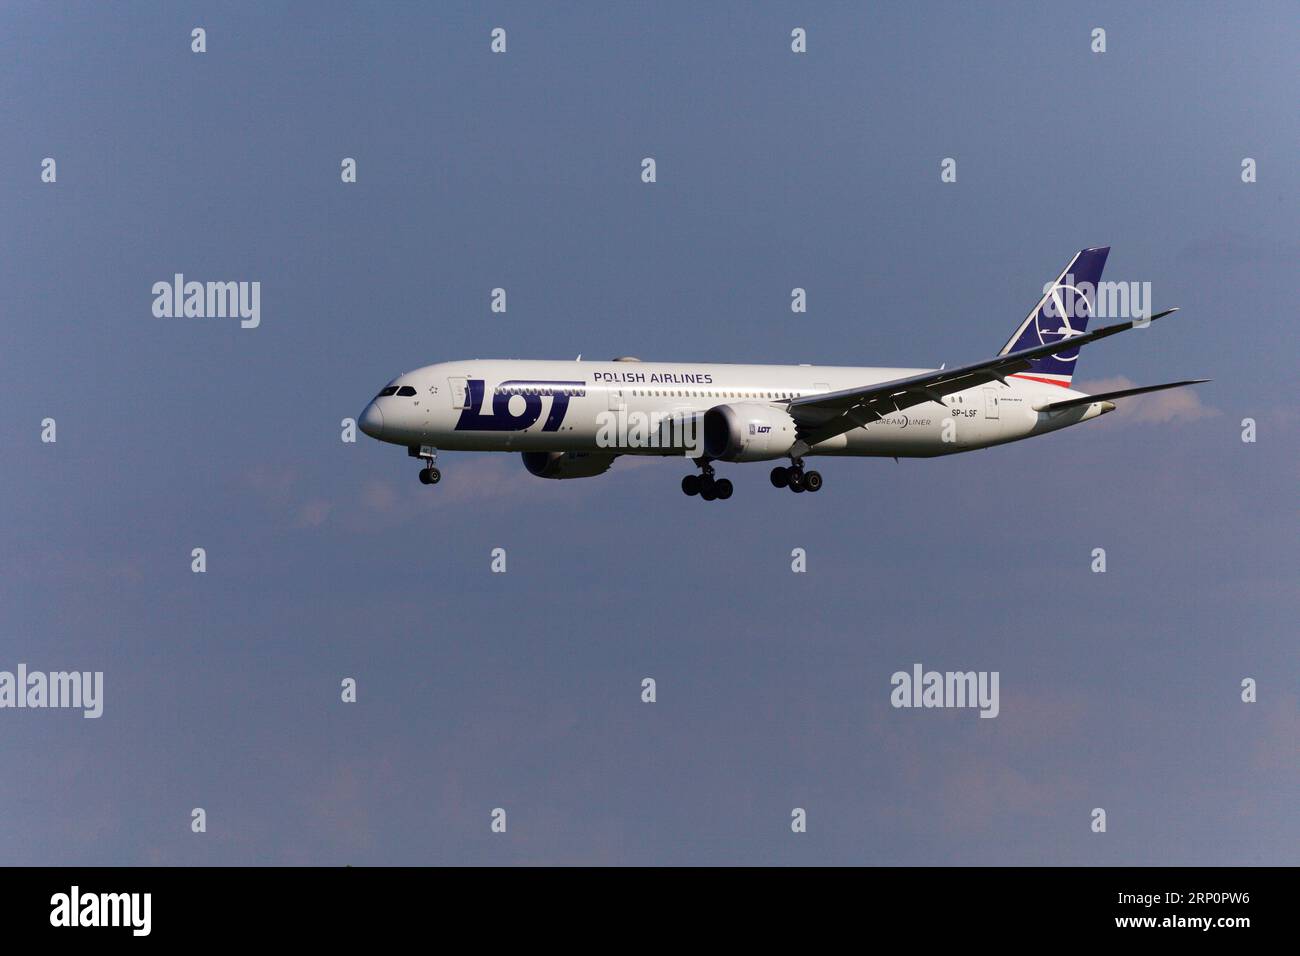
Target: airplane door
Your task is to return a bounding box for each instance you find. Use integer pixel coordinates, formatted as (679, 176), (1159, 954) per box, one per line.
(607, 385), (626, 411)
(983, 387), (1000, 420)
(449, 377), (470, 409)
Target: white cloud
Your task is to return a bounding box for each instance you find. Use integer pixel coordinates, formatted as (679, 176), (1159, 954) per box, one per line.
(1078, 376), (1217, 425)
(296, 498), (333, 528)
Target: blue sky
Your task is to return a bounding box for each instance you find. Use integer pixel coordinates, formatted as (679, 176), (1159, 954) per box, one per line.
(1, 1), (1295, 864)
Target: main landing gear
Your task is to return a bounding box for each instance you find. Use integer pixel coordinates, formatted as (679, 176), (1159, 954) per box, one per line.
(410, 445), (441, 485)
(770, 459), (822, 494)
(681, 460), (733, 501)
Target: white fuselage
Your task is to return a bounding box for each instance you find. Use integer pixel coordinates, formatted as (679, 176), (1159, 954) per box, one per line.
(358, 359), (1111, 459)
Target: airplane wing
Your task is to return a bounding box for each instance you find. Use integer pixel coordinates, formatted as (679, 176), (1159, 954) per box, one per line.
(783, 308), (1180, 456)
(1035, 378), (1209, 412)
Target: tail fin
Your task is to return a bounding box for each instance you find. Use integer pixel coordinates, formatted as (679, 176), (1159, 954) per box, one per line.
(999, 246), (1110, 387)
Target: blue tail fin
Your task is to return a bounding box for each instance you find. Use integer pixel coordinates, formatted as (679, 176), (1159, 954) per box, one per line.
(998, 246), (1110, 386)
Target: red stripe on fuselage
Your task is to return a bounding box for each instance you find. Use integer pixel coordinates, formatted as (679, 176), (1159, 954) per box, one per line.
(1011, 374), (1071, 388)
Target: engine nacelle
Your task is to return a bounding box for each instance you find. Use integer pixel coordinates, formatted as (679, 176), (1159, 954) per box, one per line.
(703, 403), (798, 462)
(521, 451), (616, 479)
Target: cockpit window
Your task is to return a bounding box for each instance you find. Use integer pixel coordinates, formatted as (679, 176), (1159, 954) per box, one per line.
(396, 386), (417, 396)
(376, 386), (399, 397)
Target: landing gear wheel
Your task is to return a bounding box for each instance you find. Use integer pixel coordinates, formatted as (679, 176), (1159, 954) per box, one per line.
(687, 458), (724, 501)
(770, 466), (789, 488)
(413, 446), (440, 486)
(788, 470), (805, 493)
(803, 470), (823, 493)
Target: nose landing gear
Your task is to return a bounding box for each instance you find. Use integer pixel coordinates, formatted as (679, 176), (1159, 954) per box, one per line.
(410, 445), (441, 486)
(770, 460), (822, 494)
(682, 460), (733, 501)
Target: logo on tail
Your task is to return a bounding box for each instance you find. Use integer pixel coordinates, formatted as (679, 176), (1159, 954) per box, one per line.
(1001, 246), (1110, 384)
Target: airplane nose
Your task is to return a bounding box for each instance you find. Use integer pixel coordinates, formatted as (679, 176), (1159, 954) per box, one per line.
(359, 402), (385, 438)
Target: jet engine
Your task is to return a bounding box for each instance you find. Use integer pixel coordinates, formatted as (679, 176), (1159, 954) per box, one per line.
(702, 403), (798, 462)
(521, 451), (616, 479)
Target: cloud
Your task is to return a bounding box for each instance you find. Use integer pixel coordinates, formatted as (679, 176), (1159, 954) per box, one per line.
(240, 463), (298, 503)
(344, 455), (580, 532)
(296, 498), (333, 528)
(241, 463), (335, 529)
(1252, 693), (1300, 773)
(350, 450), (689, 522)
(360, 479), (397, 513)
(1077, 376), (1217, 425)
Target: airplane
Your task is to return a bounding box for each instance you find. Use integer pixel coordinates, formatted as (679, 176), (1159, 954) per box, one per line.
(358, 247), (1206, 500)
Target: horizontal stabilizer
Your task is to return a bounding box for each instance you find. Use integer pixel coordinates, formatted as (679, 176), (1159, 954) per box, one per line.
(1037, 379), (1210, 412)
